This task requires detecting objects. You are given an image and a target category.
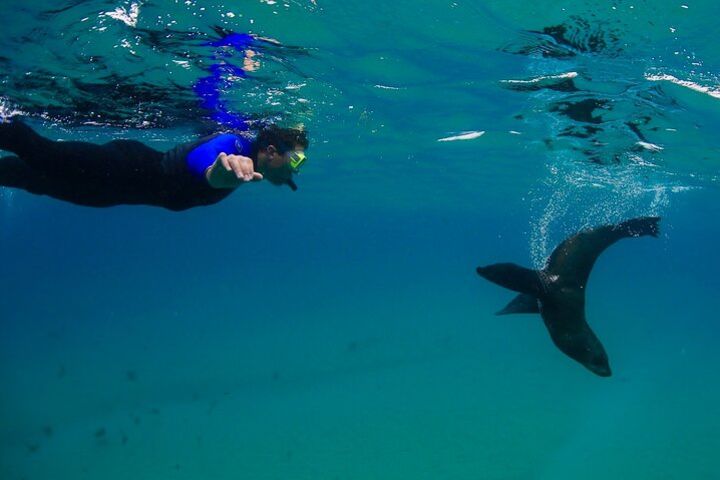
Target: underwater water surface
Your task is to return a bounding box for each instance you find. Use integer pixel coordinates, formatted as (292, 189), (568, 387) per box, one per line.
(1, 1), (719, 479)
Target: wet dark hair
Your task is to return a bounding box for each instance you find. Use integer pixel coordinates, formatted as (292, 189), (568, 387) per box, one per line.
(255, 125), (308, 154)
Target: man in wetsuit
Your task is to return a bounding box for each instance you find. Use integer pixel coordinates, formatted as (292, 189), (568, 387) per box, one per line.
(0, 119), (308, 211)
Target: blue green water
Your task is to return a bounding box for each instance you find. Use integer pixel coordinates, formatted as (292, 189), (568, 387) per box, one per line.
(1, 1), (719, 478)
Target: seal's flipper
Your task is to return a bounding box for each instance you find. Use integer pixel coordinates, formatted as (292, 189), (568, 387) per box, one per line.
(618, 216), (660, 238)
(476, 263), (544, 296)
(496, 293), (540, 315)
(544, 216), (661, 288)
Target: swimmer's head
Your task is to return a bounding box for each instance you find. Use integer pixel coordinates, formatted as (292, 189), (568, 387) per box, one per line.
(254, 125), (308, 191)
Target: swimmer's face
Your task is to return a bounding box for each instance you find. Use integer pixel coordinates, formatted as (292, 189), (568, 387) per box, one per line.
(261, 144), (305, 186)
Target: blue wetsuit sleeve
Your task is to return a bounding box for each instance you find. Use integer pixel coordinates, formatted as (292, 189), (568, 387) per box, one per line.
(186, 133), (243, 179)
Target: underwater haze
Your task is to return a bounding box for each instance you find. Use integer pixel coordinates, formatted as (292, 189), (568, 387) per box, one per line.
(1, 0), (720, 478)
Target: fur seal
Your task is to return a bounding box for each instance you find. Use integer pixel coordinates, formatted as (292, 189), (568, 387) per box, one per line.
(476, 216), (660, 377)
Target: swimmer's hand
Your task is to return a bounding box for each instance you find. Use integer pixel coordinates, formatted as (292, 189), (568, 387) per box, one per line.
(205, 152), (263, 188)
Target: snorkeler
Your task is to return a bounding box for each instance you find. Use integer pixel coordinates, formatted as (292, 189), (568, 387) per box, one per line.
(0, 30), (309, 211)
(0, 118), (308, 211)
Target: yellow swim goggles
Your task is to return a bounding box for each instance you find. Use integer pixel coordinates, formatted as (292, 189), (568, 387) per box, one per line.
(287, 151), (307, 173)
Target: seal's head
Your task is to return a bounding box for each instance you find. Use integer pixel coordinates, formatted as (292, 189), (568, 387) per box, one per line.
(552, 328), (612, 377)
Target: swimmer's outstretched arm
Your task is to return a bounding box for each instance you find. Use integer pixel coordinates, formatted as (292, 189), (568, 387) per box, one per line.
(205, 152), (263, 189)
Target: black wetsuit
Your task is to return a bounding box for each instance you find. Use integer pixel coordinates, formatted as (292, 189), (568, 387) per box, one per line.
(0, 120), (235, 211)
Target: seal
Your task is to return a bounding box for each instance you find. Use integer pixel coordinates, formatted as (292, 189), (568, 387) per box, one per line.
(476, 216), (660, 377)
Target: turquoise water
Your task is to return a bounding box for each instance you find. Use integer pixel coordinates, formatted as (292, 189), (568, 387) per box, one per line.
(1, 1), (719, 478)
